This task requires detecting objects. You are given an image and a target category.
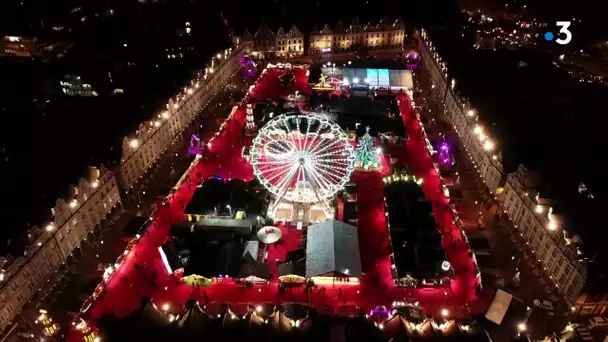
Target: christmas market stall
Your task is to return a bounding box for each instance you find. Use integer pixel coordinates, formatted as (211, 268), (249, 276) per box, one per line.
(182, 274), (212, 287)
(278, 262), (307, 285)
(238, 262), (272, 284)
(169, 218), (253, 283)
(90, 297), (494, 342)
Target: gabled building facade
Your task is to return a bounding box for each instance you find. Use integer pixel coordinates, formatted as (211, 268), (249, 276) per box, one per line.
(309, 24), (333, 54)
(309, 16), (405, 56)
(239, 17), (403, 59)
(239, 29), (254, 54)
(276, 25), (304, 57)
(252, 24), (276, 59)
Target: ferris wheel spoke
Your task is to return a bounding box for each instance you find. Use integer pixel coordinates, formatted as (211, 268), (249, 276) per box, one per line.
(295, 116), (303, 152)
(260, 164), (291, 178)
(302, 117), (313, 152)
(273, 164), (302, 205)
(302, 121), (323, 154)
(315, 167), (343, 186)
(258, 161), (293, 178)
(269, 163), (297, 190)
(261, 163), (294, 182)
(303, 163), (336, 199)
(309, 137), (343, 158)
(256, 159), (292, 166)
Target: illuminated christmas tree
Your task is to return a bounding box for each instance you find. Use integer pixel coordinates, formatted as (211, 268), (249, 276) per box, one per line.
(354, 126), (381, 171)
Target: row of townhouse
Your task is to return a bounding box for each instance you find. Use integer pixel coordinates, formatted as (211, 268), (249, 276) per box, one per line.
(0, 43), (245, 333)
(416, 29), (587, 306)
(238, 16), (404, 60)
(119, 45), (244, 188)
(0, 166), (121, 331)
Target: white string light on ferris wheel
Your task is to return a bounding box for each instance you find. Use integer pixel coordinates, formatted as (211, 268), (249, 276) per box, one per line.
(263, 139), (295, 160)
(250, 112), (355, 207)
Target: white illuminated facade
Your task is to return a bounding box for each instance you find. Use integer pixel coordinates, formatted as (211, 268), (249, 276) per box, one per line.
(119, 46), (244, 188)
(309, 17), (405, 56)
(275, 26), (304, 57)
(239, 17), (403, 59)
(417, 29), (587, 305)
(501, 166), (586, 303)
(0, 166), (120, 331)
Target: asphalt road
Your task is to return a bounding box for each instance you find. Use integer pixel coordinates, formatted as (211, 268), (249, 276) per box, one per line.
(11, 71), (250, 342)
(415, 66), (569, 340)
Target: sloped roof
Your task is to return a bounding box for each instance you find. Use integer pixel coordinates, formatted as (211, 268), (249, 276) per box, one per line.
(276, 27), (285, 38)
(175, 299), (211, 339)
(242, 240), (259, 263)
(242, 29), (253, 41)
(305, 219), (362, 278)
(96, 301), (495, 341)
(286, 25), (303, 38)
(320, 24), (333, 35)
(254, 24), (275, 40)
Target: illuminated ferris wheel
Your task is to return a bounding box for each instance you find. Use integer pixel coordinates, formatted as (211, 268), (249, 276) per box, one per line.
(250, 112), (355, 214)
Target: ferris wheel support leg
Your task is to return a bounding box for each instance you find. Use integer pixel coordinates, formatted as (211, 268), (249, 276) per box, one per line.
(302, 165), (335, 220)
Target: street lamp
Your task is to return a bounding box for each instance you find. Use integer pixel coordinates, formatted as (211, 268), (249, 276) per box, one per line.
(129, 139), (139, 149)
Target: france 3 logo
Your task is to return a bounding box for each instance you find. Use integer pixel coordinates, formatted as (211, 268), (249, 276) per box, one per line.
(544, 21), (573, 45)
